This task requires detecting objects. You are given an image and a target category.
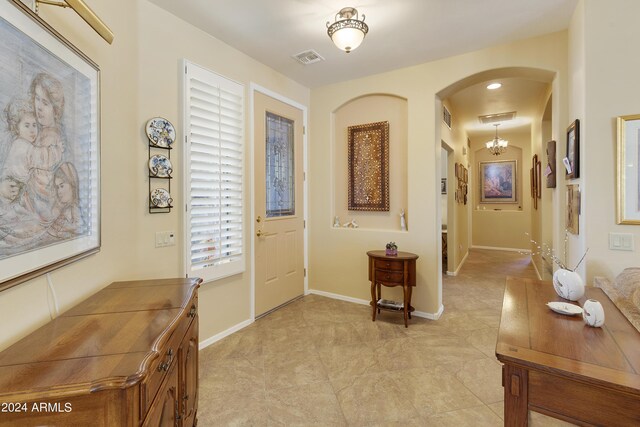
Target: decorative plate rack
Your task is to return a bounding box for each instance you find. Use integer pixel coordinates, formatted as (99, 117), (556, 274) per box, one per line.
(146, 117), (175, 213)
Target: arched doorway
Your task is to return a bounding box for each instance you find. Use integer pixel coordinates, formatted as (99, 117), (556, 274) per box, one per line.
(435, 67), (559, 294)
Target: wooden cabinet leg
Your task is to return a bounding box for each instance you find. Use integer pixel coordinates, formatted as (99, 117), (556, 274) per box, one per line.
(370, 280), (377, 322)
(403, 284), (409, 328)
(503, 364), (528, 426)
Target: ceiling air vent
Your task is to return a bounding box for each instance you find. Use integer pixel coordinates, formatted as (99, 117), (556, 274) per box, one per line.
(478, 111), (517, 124)
(443, 105), (452, 129)
(292, 50), (324, 65)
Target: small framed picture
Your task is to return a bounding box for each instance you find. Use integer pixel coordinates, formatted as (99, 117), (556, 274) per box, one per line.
(616, 114), (640, 224)
(567, 184), (580, 234)
(566, 119), (580, 179)
(530, 168), (535, 198)
(546, 140), (556, 188)
(536, 160), (542, 199)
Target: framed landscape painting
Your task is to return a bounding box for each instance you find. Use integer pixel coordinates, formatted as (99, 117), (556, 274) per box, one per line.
(0, 1), (100, 291)
(480, 160), (517, 203)
(616, 114), (640, 224)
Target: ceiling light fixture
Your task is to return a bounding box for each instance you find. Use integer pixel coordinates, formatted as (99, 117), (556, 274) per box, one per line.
(487, 82), (502, 90)
(486, 124), (508, 156)
(326, 7), (368, 53)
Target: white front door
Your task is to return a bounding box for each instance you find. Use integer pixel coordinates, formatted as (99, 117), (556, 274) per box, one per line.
(253, 91), (304, 317)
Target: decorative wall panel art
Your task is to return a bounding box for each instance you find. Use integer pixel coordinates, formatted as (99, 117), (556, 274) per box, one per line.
(348, 121), (389, 211)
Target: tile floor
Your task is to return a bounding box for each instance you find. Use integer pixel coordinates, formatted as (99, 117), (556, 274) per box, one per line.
(198, 249), (575, 426)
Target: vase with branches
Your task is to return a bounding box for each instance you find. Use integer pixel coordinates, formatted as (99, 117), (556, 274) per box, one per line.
(526, 231), (588, 301)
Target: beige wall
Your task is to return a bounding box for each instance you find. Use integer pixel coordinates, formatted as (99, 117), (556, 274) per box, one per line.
(332, 95), (408, 230)
(565, 0), (588, 277)
(309, 31), (569, 316)
(471, 132), (531, 250)
(533, 91), (555, 280)
(441, 100), (470, 273)
(578, 0), (640, 281)
(0, 0), (309, 351)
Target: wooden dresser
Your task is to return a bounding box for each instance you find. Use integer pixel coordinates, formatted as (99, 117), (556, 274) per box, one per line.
(0, 277), (201, 427)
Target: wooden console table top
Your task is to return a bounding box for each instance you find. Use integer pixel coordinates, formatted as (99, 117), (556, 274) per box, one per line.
(0, 278), (200, 411)
(496, 277), (640, 426)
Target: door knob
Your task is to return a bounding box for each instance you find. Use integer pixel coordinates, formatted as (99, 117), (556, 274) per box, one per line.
(256, 215), (262, 223)
(256, 230), (275, 237)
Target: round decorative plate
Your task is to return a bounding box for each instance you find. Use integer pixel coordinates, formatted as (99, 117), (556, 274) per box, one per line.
(150, 188), (172, 208)
(149, 154), (173, 178)
(146, 117), (176, 148)
(546, 301), (583, 316)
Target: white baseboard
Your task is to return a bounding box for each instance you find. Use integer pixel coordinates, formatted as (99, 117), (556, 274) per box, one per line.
(415, 304), (444, 320)
(307, 289), (370, 306)
(471, 245), (530, 253)
(531, 259), (542, 280)
(307, 289), (443, 320)
(198, 289), (444, 351)
(198, 318), (253, 350)
(447, 250), (470, 276)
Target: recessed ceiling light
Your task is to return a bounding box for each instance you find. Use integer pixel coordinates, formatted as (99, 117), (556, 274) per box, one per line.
(487, 83), (502, 90)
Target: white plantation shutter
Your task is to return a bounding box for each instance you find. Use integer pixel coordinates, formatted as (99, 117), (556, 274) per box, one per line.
(184, 61), (244, 281)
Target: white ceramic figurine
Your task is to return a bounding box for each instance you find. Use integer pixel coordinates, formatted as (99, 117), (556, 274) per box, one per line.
(400, 209), (407, 231)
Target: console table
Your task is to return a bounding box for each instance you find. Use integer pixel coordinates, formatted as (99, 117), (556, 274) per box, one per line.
(496, 277), (640, 426)
(367, 250), (418, 327)
(0, 277), (201, 427)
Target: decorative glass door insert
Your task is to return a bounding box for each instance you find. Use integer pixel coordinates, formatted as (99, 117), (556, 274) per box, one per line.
(265, 112), (295, 217)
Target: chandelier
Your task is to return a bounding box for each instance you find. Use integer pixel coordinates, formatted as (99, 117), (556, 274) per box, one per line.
(486, 124), (508, 156)
(326, 7), (368, 53)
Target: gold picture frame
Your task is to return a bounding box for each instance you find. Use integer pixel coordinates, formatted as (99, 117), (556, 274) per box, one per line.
(0, 1), (101, 292)
(566, 119), (580, 179)
(546, 140), (557, 188)
(347, 121), (390, 211)
(616, 114), (640, 224)
(480, 160), (517, 203)
(567, 184), (580, 234)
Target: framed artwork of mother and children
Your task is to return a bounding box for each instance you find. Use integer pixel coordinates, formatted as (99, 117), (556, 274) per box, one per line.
(0, 1), (100, 290)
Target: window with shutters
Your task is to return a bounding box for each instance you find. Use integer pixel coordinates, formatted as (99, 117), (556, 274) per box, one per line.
(183, 61), (244, 282)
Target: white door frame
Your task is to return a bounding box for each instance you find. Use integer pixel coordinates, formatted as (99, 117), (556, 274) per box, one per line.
(248, 83), (308, 321)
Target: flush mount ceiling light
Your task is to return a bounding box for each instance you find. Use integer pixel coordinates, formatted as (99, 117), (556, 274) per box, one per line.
(486, 123), (508, 156)
(326, 7), (368, 53)
(487, 82), (502, 90)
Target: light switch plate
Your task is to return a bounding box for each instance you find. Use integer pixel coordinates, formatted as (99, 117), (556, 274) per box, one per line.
(609, 233), (634, 251)
(155, 231), (176, 248)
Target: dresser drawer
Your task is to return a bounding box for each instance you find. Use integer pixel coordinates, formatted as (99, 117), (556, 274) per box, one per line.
(374, 259), (404, 271)
(140, 295), (198, 416)
(375, 270), (404, 284)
